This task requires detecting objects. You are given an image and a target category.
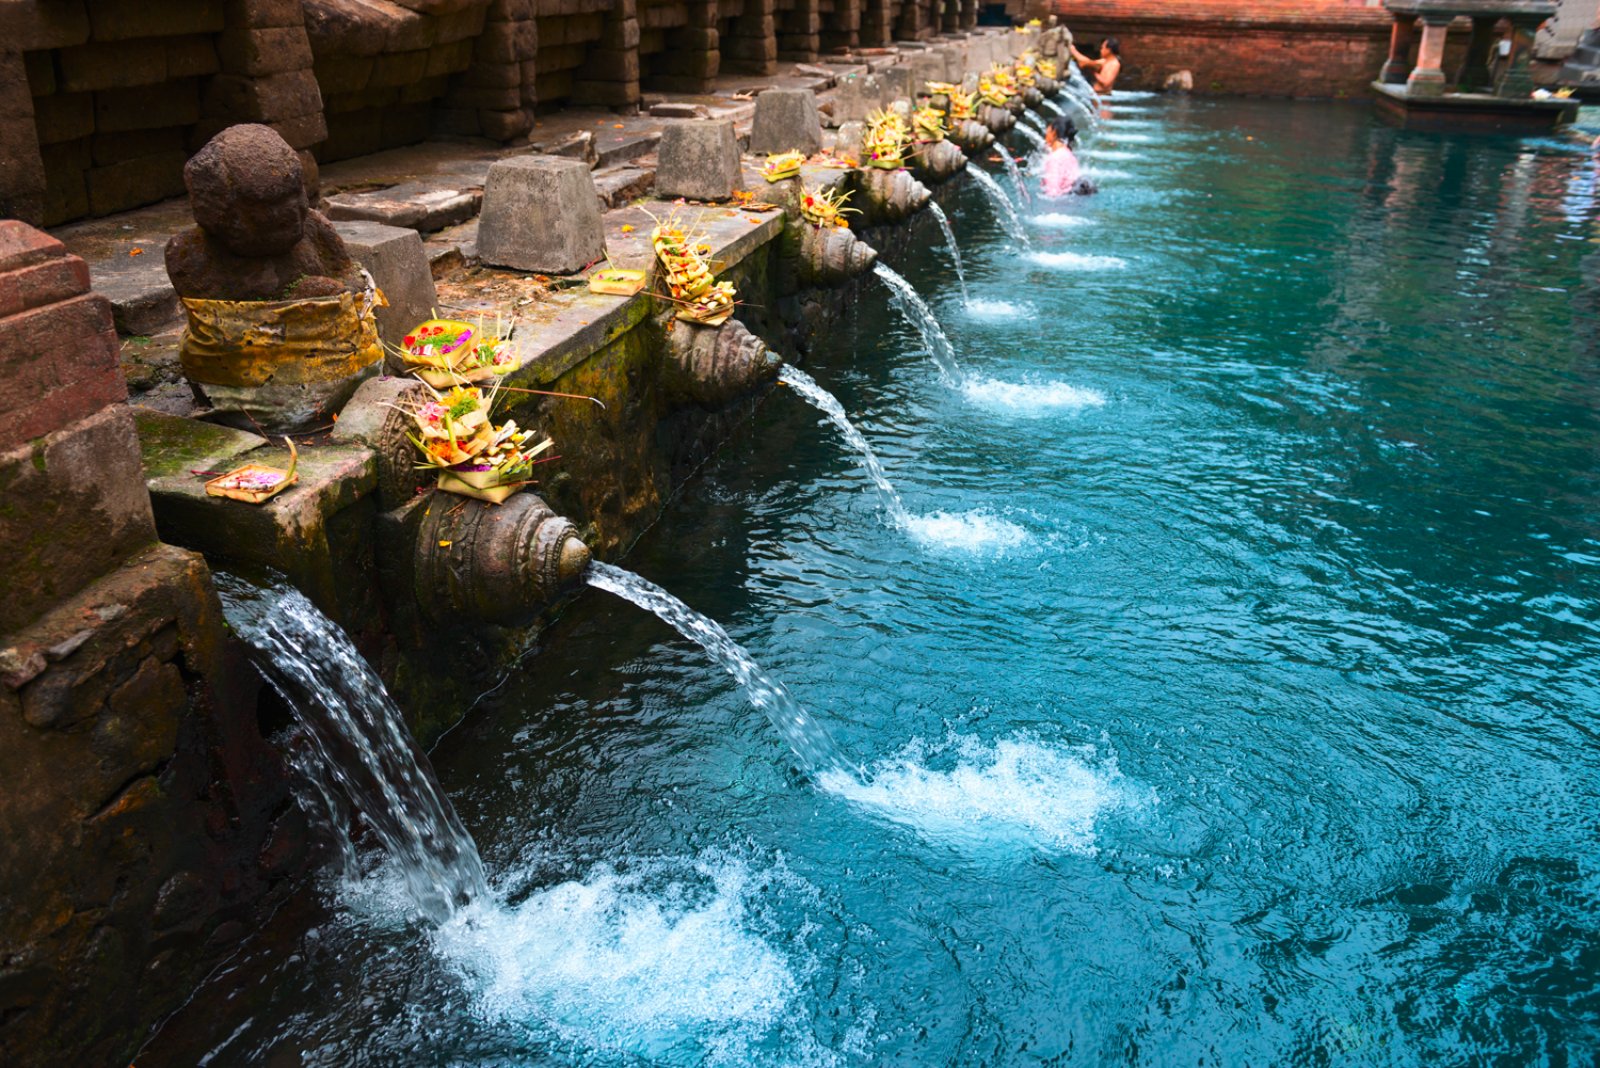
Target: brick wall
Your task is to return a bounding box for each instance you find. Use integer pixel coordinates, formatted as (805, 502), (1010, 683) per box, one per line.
(1053, 0), (1393, 96)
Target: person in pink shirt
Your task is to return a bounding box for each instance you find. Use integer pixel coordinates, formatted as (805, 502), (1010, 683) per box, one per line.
(1041, 117), (1095, 198)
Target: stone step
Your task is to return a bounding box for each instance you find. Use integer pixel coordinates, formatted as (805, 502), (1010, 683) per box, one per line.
(324, 181), (482, 234)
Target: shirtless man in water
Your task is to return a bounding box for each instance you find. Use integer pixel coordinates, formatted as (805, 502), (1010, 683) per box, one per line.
(1071, 37), (1122, 95)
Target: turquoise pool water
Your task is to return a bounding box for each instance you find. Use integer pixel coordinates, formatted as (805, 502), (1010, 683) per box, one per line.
(151, 99), (1600, 1066)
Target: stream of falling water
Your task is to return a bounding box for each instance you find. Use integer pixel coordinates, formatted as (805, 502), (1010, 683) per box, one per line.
(586, 561), (859, 781)
(778, 365), (911, 527)
(873, 262), (961, 380)
(1039, 96), (1066, 118)
(997, 147), (1031, 205)
(216, 576), (488, 924)
(1015, 122), (1047, 153)
(926, 200), (968, 304)
(966, 166), (1029, 246)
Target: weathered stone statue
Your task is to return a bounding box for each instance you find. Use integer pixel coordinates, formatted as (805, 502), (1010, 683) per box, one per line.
(164, 124), (384, 432)
(165, 124), (362, 302)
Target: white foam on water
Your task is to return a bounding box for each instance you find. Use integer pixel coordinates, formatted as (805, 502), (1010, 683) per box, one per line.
(819, 732), (1148, 854)
(1088, 149), (1143, 161)
(1106, 90), (1157, 100)
(1107, 133), (1155, 143)
(432, 854), (837, 1066)
(964, 297), (1035, 318)
(1082, 167), (1135, 180)
(1026, 250), (1126, 271)
(903, 509), (1034, 555)
(1032, 212), (1093, 228)
(962, 374), (1108, 414)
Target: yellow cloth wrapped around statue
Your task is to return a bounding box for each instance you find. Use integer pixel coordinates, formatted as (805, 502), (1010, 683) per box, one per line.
(178, 276), (387, 432)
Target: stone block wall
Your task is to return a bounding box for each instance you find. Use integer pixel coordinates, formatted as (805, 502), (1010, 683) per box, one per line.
(0, 220), (301, 1066)
(719, 0), (779, 73)
(304, 0), (491, 159)
(1051, 0), (1392, 96)
(2, 0), (992, 225)
(640, 0), (721, 90)
(533, 0), (621, 109)
(2, 0), (328, 226)
(819, 0), (861, 53)
(439, 0), (539, 140)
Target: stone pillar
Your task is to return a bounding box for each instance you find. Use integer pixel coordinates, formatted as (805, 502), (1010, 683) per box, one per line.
(1406, 16), (1452, 96)
(1497, 17), (1543, 97)
(1380, 14), (1417, 84)
(206, 0), (327, 176)
(821, 0), (861, 53)
(572, 0), (640, 111)
(478, 156), (608, 273)
(0, 220), (295, 1067)
(942, 0), (961, 34)
(896, 0), (926, 41)
(1455, 16), (1497, 90)
(0, 51), (47, 225)
(778, 0), (821, 61)
(443, 0), (540, 140)
(748, 88), (823, 154)
(860, 0), (893, 47)
(723, 0), (778, 75)
(653, 0), (721, 93)
(960, 0), (978, 32)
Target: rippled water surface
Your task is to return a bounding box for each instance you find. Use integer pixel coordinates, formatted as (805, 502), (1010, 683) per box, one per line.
(149, 100), (1600, 1066)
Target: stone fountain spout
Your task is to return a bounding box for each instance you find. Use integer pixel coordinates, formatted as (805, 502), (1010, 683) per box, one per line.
(664, 318), (783, 405)
(949, 120), (996, 153)
(332, 375), (590, 627)
(911, 140), (968, 185)
(413, 494), (591, 626)
(858, 168), (933, 226)
(790, 222), (880, 288)
(979, 104), (1017, 134)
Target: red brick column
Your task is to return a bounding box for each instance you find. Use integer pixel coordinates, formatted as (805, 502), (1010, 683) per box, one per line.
(0, 52), (48, 225)
(821, 0), (862, 52)
(653, 0), (722, 92)
(1380, 14), (1417, 84)
(861, 0), (892, 46)
(1407, 14), (1451, 96)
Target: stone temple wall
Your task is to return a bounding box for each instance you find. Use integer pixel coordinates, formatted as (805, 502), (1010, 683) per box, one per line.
(0, 0), (987, 226)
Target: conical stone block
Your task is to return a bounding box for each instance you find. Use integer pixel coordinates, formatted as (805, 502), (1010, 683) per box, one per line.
(749, 89), (823, 155)
(656, 120), (744, 201)
(478, 156), (606, 274)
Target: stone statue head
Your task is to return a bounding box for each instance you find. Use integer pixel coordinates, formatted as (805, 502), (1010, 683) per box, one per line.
(184, 124), (308, 258)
